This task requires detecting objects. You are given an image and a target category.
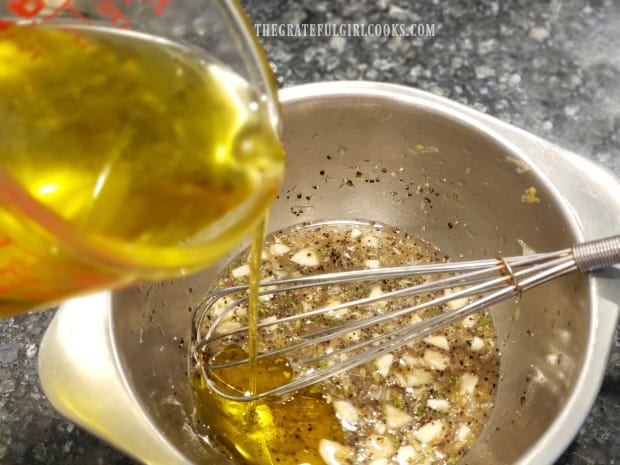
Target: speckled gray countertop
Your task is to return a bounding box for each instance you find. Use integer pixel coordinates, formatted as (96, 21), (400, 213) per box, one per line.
(0, 0), (618, 464)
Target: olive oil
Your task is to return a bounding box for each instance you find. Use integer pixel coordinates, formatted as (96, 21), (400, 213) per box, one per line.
(192, 219), (344, 465)
(193, 344), (343, 465)
(248, 217), (268, 400)
(0, 25), (284, 315)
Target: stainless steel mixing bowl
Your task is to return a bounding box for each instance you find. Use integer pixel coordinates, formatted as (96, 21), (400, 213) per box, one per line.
(38, 82), (620, 465)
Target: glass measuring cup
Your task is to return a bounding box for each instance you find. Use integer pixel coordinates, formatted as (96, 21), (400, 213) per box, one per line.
(0, 0), (284, 316)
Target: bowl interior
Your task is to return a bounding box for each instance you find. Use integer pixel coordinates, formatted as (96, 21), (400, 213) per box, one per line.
(110, 89), (589, 464)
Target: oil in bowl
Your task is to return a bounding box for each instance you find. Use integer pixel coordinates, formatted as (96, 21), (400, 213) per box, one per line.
(191, 220), (500, 465)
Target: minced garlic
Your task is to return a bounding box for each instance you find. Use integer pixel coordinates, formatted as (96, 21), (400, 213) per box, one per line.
(521, 186), (541, 203)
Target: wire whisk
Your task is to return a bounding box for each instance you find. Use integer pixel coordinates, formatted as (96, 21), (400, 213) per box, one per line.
(192, 235), (620, 401)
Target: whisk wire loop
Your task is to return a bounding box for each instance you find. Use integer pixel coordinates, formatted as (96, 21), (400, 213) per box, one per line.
(194, 236), (619, 401)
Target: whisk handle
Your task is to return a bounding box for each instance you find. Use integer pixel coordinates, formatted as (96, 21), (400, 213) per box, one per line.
(573, 235), (620, 272)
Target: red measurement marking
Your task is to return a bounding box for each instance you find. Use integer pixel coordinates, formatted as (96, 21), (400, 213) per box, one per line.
(0, 232), (50, 264)
(0, 257), (43, 294)
(147, 0), (171, 15)
(7, 0), (44, 18)
(0, 18), (16, 29)
(42, 0), (91, 25)
(4, 0), (170, 29)
(96, 0), (131, 28)
(5, 0), (91, 24)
